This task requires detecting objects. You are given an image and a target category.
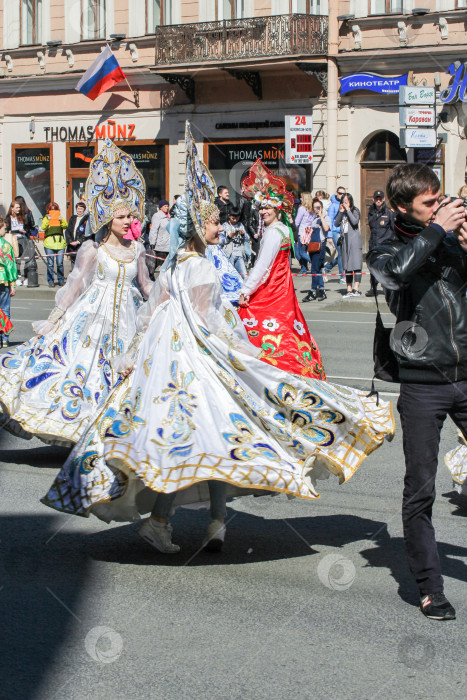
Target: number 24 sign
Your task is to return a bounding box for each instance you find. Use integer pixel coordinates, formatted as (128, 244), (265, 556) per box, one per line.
(285, 114), (313, 165)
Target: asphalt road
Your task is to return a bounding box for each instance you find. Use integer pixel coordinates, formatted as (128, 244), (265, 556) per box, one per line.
(1, 289), (466, 700)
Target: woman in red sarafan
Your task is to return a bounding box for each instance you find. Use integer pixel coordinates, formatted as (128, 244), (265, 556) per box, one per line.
(238, 159), (325, 379)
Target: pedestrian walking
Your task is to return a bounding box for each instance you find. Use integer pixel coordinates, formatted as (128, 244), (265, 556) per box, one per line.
(294, 192), (315, 275)
(334, 193), (362, 298)
(366, 190), (395, 296)
(303, 198), (331, 302)
(239, 181), (260, 263)
(367, 163), (467, 621)
(222, 206), (248, 278)
(325, 185), (346, 283)
(40, 203), (68, 287)
(0, 215), (17, 346)
(5, 201), (32, 286)
(214, 185), (233, 224)
(65, 201), (90, 268)
(147, 199), (170, 279)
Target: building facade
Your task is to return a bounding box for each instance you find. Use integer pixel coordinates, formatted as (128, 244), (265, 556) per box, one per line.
(0, 1), (466, 247)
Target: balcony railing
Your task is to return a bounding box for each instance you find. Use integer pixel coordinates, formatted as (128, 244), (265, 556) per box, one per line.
(154, 14), (328, 67)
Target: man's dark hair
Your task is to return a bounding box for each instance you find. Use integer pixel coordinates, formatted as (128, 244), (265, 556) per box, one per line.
(217, 185), (228, 196)
(229, 206), (240, 217)
(387, 163), (440, 211)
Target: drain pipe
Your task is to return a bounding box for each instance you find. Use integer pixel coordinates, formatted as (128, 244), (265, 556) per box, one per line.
(327, 0), (339, 194)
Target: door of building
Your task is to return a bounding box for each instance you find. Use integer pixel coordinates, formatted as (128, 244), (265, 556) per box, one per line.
(360, 131), (407, 250)
(66, 144), (97, 220)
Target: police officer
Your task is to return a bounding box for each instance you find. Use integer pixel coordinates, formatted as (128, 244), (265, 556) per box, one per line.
(366, 190), (395, 296)
(65, 202), (90, 269)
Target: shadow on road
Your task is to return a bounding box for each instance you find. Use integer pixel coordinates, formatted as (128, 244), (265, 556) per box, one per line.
(0, 444), (70, 469)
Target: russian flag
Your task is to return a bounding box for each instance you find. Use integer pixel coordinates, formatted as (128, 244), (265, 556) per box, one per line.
(76, 45), (125, 101)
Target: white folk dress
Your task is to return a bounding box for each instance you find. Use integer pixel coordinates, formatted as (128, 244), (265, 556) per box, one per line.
(43, 250), (395, 522)
(0, 240), (152, 446)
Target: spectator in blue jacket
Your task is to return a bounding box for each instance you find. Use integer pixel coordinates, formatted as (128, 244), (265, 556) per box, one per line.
(325, 185), (346, 283)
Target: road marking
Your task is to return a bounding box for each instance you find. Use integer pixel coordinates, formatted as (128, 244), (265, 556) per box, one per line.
(302, 319), (382, 324)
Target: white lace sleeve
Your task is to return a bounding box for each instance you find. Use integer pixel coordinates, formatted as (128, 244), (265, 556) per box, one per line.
(241, 226), (283, 296)
(32, 241), (98, 336)
(136, 242), (153, 299)
(110, 271), (170, 374)
(188, 258), (260, 357)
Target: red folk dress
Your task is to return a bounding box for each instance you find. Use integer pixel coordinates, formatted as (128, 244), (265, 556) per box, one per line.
(238, 223), (325, 379)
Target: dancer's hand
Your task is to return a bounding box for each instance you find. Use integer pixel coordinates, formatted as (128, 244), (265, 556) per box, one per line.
(120, 365), (134, 379)
(239, 293), (250, 307)
(10, 287), (15, 296)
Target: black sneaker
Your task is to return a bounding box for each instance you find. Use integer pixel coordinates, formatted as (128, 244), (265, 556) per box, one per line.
(420, 593), (456, 620)
(303, 291), (316, 302)
(365, 289), (376, 297)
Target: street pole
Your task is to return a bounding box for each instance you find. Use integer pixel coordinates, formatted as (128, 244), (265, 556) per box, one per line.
(327, 0), (339, 195)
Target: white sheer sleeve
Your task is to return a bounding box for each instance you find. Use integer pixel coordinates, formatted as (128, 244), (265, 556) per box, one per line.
(241, 226), (283, 296)
(136, 242), (153, 299)
(188, 258), (260, 357)
(110, 271), (170, 374)
(32, 241), (98, 336)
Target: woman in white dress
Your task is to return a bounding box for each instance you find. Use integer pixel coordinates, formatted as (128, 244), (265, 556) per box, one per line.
(43, 124), (395, 554)
(0, 140), (152, 446)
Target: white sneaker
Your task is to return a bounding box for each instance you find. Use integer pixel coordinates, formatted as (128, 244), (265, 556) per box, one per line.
(339, 278), (346, 285)
(23, 279), (28, 287)
(16, 279), (22, 287)
(203, 520), (226, 552)
(322, 275), (328, 282)
(138, 518), (180, 553)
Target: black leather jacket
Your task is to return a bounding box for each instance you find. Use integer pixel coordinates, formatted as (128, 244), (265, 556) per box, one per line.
(367, 219), (467, 384)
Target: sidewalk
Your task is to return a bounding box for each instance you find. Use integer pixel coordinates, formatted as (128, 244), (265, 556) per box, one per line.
(15, 244), (390, 315)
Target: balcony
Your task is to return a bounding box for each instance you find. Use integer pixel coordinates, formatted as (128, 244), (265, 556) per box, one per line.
(154, 14), (328, 68)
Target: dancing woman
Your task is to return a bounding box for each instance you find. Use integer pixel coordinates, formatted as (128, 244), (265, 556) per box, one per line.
(43, 124), (394, 555)
(238, 160), (325, 379)
(0, 140), (152, 446)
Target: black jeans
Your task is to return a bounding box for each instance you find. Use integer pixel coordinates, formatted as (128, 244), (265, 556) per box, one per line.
(398, 381), (467, 595)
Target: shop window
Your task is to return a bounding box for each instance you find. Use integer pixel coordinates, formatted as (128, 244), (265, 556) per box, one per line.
(361, 131), (407, 163)
(369, 0), (405, 13)
(13, 146), (52, 225)
(207, 141), (307, 204)
(20, 0), (42, 45)
(81, 0), (106, 40)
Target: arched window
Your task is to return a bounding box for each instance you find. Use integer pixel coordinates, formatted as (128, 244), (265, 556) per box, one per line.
(361, 131), (407, 163)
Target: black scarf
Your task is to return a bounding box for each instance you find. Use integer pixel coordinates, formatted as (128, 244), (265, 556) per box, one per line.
(394, 214), (424, 241)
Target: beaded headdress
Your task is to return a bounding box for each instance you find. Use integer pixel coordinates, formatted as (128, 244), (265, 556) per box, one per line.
(85, 139), (145, 233)
(242, 158), (295, 214)
(185, 121), (219, 244)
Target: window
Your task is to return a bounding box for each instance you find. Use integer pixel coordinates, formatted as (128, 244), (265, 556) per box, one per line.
(369, 0), (404, 12)
(81, 0), (106, 40)
(293, 0), (329, 12)
(147, 0), (174, 29)
(20, 0), (42, 45)
(361, 132), (407, 162)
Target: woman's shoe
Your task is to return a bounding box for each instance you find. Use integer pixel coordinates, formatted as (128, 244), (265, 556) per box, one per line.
(203, 520), (226, 552)
(303, 291), (317, 302)
(138, 518), (180, 553)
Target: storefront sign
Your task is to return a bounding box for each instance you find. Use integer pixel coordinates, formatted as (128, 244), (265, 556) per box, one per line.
(440, 61), (467, 104)
(340, 73), (408, 95)
(399, 86), (435, 105)
(399, 128), (437, 148)
(43, 120), (136, 142)
(285, 115), (313, 165)
(208, 141), (306, 200)
(414, 146), (444, 165)
(399, 107), (435, 127)
(14, 147), (52, 224)
(215, 120), (284, 130)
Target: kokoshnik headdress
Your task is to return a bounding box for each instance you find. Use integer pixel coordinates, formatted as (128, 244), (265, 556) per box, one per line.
(86, 138), (145, 233)
(185, 121), (219, 245)
(242, 158), (295, 215)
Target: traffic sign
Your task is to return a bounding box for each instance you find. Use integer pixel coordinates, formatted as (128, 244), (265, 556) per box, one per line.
(399, 107), (436, 127)
(399, 86), (435, 105)
(285, 115), (313, 165)
(399, 128), (437, 148)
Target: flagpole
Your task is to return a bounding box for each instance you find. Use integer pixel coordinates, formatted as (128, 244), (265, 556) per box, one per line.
(106, 44), (140, 108)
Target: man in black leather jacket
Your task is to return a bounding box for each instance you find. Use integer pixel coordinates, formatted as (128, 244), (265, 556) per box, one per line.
(367, 163), (467, 621)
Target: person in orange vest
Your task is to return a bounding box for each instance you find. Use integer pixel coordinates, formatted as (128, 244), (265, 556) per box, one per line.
(40, 202), (67, 287)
